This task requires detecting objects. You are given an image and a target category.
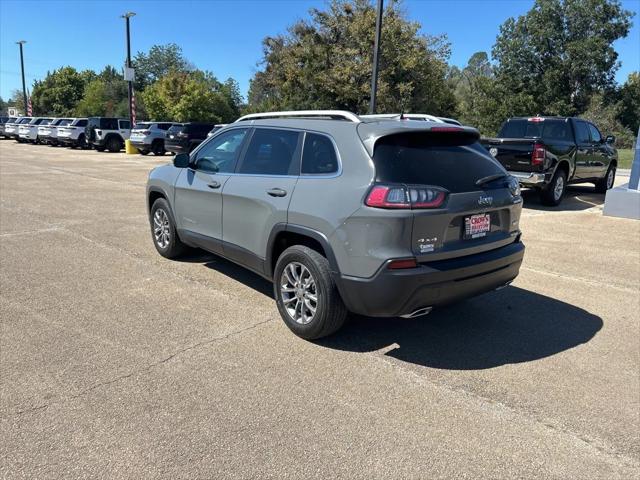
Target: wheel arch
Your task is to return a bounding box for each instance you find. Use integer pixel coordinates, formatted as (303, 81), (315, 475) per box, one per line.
(266, 224), (340, 280)
(147, 186), (169, 213)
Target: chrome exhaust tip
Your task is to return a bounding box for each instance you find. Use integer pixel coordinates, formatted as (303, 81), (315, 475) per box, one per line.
(400, 307), (433, 319)
(495, 281), (513, 291)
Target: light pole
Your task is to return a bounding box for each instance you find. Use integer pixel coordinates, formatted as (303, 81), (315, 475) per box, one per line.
(369, 0), (384, 114)
(16, 40), (27, 115)
(121, 12), (136, 127)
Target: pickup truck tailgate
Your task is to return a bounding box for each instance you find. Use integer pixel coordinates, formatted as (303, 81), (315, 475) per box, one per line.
(482, 138), (538, 172)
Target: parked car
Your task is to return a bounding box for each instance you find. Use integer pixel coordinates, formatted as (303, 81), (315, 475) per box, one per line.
(147, 110), (524, 339)
(481, 116), (618, 206)
(0, 117), (17, 138)
(207, 124), (228, 138)
(38, 118), (74, 146)
(5, 117), (32, 140)
(57, 118), (89, 148)
(164, 123), (217, 154)
(19, 117), (53, 143)
(86, 117), (131, 152)
(130, 121), (176, 156)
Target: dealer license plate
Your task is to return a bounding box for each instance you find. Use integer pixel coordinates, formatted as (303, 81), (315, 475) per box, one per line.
(464, 213), (491, 239)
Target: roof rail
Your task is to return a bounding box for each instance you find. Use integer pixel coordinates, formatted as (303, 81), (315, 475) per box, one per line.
(235, 110), (361, 123)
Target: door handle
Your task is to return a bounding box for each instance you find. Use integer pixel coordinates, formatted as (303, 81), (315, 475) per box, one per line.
(207, 181), (221, 189)
(266, 188), (287, 197)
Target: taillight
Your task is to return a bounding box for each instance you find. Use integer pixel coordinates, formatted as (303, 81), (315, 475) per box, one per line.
(140, 130), (150, 135)
(532, 142), (545, 166)
(365, 185), (447, 209)
(388, 258), (418, 270)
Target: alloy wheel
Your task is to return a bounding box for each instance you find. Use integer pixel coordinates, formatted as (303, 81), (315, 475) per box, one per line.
(280, 262), (318, 325)
(153, 209), (171, 249)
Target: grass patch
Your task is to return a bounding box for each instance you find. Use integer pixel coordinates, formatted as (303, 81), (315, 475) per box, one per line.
(617, 149), (635, 169)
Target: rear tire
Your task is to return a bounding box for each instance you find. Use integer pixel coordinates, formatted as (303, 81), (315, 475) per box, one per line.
(150, 198), (187, 259)
(77, 134), (87, 149)
(152, 141), (165, 156)
(274, 245), (347, 340)
(95, 145), (106, 152)
(139, 149), (149, 156)
(106, 136), (122, 153)
(595, 164), (616, 193)
(540, 169), (566, 206)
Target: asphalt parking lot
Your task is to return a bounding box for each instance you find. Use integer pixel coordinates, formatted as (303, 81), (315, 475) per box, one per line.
(1, 140), (638, 479)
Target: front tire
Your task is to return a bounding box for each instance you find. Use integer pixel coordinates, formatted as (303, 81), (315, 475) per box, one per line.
(595, 164), (616, 193)
(139, 149), (150, 156)
(150, 198), (187, 259)
(274, 245), (347, 340)
(540, 169), (567, 206)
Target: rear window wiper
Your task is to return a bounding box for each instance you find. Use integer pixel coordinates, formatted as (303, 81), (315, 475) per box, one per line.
(476, 173), (508, 186)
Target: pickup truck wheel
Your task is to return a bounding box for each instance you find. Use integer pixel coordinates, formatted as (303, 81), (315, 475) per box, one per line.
(107, 136), (122, 153)
(540, 169), (566, 206)
(595, 165), (616, 193)
(274, 245), (347, 340)
(150, 198), (187, 259)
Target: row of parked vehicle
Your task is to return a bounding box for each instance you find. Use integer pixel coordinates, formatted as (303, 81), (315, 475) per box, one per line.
(0, 116), (227, 155)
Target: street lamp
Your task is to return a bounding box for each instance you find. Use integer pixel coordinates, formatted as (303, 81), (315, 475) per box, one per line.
(121, 12), (136, 127)
(16, 40), (27, 114)
(369, 0), (384, 114)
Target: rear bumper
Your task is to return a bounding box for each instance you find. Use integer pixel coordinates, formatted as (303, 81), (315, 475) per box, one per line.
(165, 140), (189, 153)
(336, 241), (525, 317)
(130, 138), (153, 148)
(508, 171), (546, 186)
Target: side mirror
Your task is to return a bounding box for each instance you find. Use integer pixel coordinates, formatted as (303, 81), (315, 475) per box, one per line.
(173, 152), (190, 168)
(605, 135), (615, 145)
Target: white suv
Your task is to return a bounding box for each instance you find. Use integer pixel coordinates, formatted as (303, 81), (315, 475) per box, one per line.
(38, 118), (74, 146)
(57, 118), (89, 148)
(130, 122), (176, 156)
(19, 117), (53, 143)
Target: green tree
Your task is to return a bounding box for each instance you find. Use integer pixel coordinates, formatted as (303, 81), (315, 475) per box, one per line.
(30, 67), (93, 116)
(75, 66), (128, 117)
(248, 0), (456, 115)
(583, 93), (635, 148)
(7, 90), (26, 114)
(132, 43), (191, 91)
(492, 0), (633, 116)
(141, 70), (238, 123)
(618, 72), (640, 133)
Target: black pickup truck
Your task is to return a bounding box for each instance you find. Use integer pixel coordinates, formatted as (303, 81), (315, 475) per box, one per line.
(481, 117), (618, 206)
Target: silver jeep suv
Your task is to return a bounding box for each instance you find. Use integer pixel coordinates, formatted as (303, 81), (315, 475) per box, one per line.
(147, 111), (525, 339)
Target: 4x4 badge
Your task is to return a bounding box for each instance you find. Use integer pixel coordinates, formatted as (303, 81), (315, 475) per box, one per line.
(478, 195), (493, 206)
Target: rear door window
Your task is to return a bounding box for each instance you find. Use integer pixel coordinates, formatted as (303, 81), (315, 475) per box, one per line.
(238, 128), (301, 176)
(75, 119), (88, 127)
(301, 133), (339, 175)
(373, 133), (504, 193)
(575, 121), (591, 144)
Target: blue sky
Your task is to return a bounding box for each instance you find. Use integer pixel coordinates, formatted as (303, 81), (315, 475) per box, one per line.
(1, 0), (638, 102)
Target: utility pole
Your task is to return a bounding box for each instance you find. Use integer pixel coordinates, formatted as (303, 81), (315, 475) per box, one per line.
(121, 12), (136, 127)
(369, 0), (384, 114)
(16, 40), (27, 114)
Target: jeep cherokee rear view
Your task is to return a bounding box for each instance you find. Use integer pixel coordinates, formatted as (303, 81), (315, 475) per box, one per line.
(146, 111), (524, 339)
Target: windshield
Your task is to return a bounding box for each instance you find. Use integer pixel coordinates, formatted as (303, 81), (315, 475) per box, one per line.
(133, 122), (151, 130)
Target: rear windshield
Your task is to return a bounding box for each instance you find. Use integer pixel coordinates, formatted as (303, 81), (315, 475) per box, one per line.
(184, 124), (215, 135)
(498, 118), (573, 141)
(373, 133), (505, 193)
(57, 119), (72, 126)
(134, 122), (151, 129)
(167, 125), (185, 134)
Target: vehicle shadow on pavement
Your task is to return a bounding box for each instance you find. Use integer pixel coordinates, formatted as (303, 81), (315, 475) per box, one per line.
(318, 286), (603, 370)
(522, 185), (605, 212)
(182, 252), (602, 370)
